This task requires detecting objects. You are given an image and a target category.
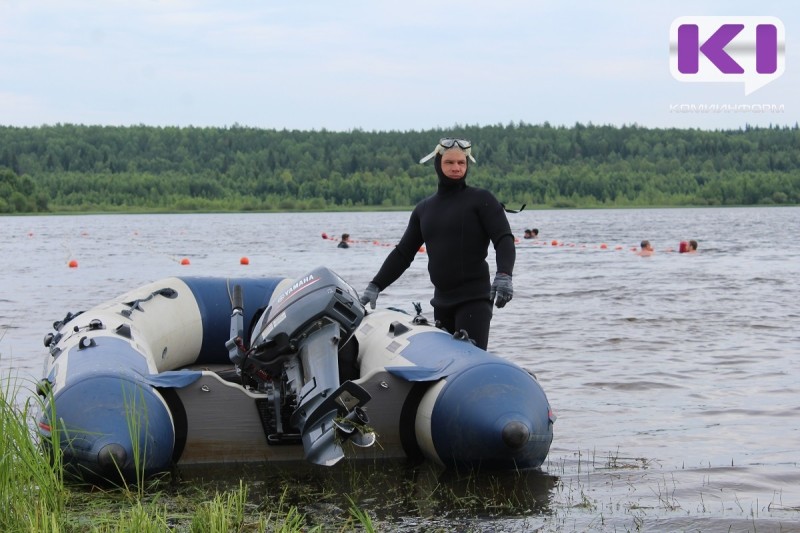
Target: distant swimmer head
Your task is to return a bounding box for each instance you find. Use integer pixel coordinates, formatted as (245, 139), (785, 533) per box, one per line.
(419, 138), (476, 164)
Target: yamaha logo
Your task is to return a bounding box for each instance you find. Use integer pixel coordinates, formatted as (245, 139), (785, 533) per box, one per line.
(276, 274), (319, 305)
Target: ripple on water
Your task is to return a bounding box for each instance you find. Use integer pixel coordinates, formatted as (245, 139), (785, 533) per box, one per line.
(583, 380), (684, 391)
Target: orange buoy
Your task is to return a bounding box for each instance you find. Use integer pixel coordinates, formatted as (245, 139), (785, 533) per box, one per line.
(600, 243), (608, 249)
(321, 232), (328, 240)
(551, 240), (558, 246)
(418, 246), (426, 253)
(240, 256), (250, 265)
(615, 245), (623, 250)
(180, 258), (190, 265)
(68, 259), (78, 268)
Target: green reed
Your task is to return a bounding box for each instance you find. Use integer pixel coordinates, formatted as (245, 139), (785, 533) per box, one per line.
(0, 375), (65, 533)
(119, 382), (150, 496)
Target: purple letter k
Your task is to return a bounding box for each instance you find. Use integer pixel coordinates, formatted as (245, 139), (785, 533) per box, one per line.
(678, 24), (745, 74)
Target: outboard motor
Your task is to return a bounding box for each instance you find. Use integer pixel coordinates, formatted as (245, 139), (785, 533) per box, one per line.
(227, 267), (374, 466)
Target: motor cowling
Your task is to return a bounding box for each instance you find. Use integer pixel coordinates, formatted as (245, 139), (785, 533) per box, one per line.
(233, 267), (363, 377)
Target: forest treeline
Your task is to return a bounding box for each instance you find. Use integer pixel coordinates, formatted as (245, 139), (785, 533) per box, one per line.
(1, 122), (799, 214)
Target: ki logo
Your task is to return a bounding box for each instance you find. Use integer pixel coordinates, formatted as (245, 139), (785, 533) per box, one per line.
(670, 16), (785, 95)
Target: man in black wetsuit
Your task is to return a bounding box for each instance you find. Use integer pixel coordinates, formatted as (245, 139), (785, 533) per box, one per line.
(359, 138), (515, 350)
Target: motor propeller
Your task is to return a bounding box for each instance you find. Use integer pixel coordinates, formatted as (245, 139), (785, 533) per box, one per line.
(333, 406), (376, 448)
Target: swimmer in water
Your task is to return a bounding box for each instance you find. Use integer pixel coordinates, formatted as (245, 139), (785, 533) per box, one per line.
(637, 240), (654, 257)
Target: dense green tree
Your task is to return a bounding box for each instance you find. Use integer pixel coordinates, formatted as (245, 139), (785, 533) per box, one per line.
(0, 123), (798, 213)
(0, 167), (48, 213)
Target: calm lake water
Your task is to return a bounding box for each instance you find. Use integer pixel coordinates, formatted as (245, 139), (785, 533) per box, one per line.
(1, 207), (799, 531)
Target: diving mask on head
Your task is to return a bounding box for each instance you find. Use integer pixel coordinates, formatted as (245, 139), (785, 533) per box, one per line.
(419, 138), (477, 164)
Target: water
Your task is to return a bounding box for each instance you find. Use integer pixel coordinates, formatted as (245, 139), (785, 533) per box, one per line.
(2, 207), (799, 531)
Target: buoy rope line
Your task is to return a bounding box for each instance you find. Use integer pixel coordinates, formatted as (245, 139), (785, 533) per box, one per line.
(322, 232), (689, 254)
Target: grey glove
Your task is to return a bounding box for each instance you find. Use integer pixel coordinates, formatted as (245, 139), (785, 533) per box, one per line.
(490, 273), (513, 308)
(359, 282), (380, 310)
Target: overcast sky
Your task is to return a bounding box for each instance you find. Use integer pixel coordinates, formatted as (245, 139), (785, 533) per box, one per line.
(1, 0), (797, 132)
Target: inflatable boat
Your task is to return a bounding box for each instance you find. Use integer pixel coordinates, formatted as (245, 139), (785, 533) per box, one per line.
(36, 267), (554, 483)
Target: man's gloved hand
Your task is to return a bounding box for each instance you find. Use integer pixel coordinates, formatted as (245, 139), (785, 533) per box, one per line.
(359, 282), (380, 310)
(490, 273), (513, 308)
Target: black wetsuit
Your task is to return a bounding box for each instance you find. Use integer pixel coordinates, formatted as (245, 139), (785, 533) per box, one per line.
(370, 155), (515, 349)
